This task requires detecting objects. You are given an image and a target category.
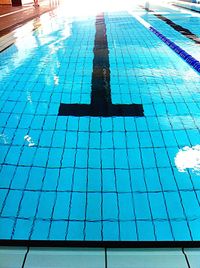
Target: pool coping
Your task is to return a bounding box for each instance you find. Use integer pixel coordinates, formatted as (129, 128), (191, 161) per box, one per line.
(0, 240), (200, 248)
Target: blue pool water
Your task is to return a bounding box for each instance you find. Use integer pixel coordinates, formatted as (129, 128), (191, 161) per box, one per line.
(1, 3), (200, 242)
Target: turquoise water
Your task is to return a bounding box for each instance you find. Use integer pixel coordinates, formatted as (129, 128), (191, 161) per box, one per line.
(1, 4), (200, 242)
(142, 2), (200, 61)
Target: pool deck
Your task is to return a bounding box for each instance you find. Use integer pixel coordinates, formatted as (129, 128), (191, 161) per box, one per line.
(0, 0), (58, 36)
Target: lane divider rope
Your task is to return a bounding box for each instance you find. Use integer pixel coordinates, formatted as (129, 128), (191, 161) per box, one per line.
(149, 26), (200, 73)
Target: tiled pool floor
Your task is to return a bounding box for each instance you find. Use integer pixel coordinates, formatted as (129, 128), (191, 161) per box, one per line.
(1, 0), (200, 244)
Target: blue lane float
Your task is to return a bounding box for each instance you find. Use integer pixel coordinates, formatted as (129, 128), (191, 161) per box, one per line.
(149, 26), (200, 73)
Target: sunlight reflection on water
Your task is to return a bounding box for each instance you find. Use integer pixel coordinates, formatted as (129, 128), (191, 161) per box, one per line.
(175, 145), (200, 174)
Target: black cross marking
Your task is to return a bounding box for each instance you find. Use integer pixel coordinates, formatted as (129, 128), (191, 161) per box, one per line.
(58, 13), (144, 117)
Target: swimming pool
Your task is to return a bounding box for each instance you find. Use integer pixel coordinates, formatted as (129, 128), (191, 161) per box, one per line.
(1, 1), (200, 244)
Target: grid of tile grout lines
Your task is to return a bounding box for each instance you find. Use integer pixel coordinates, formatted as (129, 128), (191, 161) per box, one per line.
(0, 9), (200, 242)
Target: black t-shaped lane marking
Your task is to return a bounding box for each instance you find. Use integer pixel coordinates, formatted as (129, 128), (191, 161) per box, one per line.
(58, 13), (144, 117)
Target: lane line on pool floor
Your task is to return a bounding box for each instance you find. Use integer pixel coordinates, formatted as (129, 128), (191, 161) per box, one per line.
(173, 3), (200, 14)
(58, 13), (144, 117)
(140, 5), (200, 45)
(152, 13), (200, 45)
(131, 12), (200, 74)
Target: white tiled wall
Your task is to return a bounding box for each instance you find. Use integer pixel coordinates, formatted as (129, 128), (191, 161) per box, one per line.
(24, 248), (105, 268)
(184, 248), (200, 268)
(1, 247), (199, 268)
(0, 246), (27, 268)
(107, 248), (189, 268)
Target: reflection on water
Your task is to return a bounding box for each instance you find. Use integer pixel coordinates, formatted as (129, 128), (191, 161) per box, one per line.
(0, 134), (9, 145)
(58, 0), (141, 16)
(175, 145), (200, 174)
(24, 135), (36, 147)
